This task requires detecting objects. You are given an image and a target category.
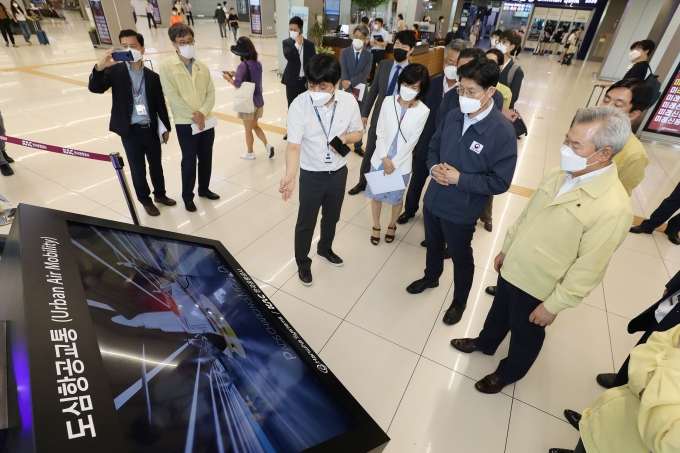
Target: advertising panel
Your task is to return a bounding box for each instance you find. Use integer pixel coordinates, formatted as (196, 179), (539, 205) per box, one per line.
(644, 63), (680, 137)
(250, 0), (261, 34)
(88, 0), (112, 45)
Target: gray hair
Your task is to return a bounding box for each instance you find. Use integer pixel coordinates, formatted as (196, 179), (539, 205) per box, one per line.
(572, 106), (631, 156)
(445, 38), (471, 54)
(354, 25), (370, 40)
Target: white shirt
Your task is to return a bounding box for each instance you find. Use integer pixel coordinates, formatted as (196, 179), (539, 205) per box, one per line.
(287, 90), (363, 172)
(14, 10), (25, 21)
(443, 77), (456, 95)
(554, 163), (612, 201)
(295, 41), (304, 78)
(368, 28), (389, 50)
(656, 290), (680, 323)
(146, 3), (153, 13)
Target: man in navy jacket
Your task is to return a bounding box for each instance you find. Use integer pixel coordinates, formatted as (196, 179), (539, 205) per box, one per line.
(406, 59), (517, 327)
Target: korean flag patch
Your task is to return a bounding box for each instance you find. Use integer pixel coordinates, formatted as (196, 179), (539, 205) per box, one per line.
(470, 141), (484, 154)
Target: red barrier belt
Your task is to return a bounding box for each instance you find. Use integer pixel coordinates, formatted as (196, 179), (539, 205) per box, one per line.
(0, 134), (111, 162)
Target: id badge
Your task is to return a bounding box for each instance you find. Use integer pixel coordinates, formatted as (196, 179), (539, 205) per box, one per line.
(324, 150), (333, 163)
(135, 104), (148, 116)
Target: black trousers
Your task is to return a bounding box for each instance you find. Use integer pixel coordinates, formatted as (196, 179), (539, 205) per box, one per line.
(0, 18), (15, 45)
(133, 12), (137, 23)
(640, 180), (680, 236)
(475, 275), (545, 383)
(295, 166), (347, 272)
(175, 124), (215, 202)
(186, 11), (194, 25)
(146, 12), (156, 28)
(423, 206), (476, 305)
(120, 125), (166, 205)
(403, 155), (429, 215)
(368, 49), (385, 82)
(285, 78), (307, 108)
(574, 439), (586, 453)
(357, 119), (378, 186)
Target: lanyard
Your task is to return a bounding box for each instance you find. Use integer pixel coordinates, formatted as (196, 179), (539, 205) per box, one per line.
(130, 69), (145, 102)
(312, 99), (337, 148)
(393, 96), (414, 142)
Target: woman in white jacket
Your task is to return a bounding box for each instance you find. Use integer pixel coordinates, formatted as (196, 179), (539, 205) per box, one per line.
(365, 64), (430, 245)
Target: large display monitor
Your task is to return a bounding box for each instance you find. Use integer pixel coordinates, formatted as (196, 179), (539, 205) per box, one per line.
(643, 60), (680, 138)
(0, 204), (389, 453)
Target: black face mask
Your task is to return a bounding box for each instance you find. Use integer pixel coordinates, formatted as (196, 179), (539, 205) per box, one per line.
(393, 48), (408, 63)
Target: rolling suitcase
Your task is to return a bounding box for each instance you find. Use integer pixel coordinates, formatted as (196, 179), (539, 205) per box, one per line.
(30, 21), (49, 45)
(586, 85), (605, 107)
(561, 52), (574, 66)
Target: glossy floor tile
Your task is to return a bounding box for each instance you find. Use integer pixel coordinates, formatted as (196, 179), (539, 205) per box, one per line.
(0, 13), (679, 451)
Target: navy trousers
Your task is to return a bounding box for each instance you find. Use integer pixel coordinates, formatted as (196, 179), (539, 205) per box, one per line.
(403, 156), (429, 216)
(175, 124), (215, 202)
(120, 125), (166, 205)
(423, 206), (476, 305)
(639, 180), (680, 236)
(474, 275), (545, 383)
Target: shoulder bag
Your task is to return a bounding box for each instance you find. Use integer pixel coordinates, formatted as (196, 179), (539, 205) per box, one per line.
(233, 62), (256, 113)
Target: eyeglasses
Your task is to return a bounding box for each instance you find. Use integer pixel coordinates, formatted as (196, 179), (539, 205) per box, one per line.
(176, 39), (195, 46)
(455, 86), (483, 98)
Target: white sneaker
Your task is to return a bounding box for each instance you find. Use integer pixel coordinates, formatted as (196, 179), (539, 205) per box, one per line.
(240, 152), (256, 160)
(266, 144), (275, 159)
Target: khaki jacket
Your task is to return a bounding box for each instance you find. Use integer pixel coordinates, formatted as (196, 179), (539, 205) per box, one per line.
(613, 132), (649, 197)
(580, 325), (680, 453)
(501, 165), (632, 314)
(159, 53), (215, 125)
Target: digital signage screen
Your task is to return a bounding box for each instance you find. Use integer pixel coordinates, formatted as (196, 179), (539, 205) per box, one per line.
(88, 0), (112, 45)
(249, 0), (261, 34)
(643, 62), (680, 137)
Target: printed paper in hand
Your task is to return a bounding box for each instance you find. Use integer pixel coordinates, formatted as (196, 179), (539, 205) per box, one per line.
(352, 83), (366, 101)
(157, 115), (167, 144)
(191, 116), (218, 135)
(365, 169), (405, 195)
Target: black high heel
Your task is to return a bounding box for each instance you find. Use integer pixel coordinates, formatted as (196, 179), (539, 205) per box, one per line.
(370, 227), (381, 246)
(385, 226), (397, 244)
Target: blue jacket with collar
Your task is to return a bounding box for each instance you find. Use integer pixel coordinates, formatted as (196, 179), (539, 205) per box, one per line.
(424, 106), (517, 226)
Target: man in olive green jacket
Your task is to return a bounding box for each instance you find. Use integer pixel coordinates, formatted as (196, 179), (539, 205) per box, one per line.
(451, 106), (634, 394)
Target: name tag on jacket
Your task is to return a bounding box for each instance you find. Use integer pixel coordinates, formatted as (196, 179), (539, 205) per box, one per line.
(470, 141), (484, 154)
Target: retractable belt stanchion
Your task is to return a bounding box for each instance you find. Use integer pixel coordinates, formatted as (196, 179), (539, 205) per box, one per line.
(0, 135), (141, 225)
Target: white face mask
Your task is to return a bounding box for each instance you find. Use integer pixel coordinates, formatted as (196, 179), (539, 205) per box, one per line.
(129, 48), (143, 62)
(459, 88), (490, 114)
(352, 38), (364, 50)
(444, 65), (457, 81)
(290, 31), (299, 39)
(496, 43), (508, 54)
(373, 24), (379, 30)
(452, 27), (458, 32)
(628, 50), (642, 61)
(177, 44), (195, 60)
(559, 144), (603, 172)
(309, 88), (335, 106)
(400, 86), (418, 101)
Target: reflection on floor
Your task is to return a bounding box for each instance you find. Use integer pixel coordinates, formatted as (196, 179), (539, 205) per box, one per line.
(1, 12), (679, 453)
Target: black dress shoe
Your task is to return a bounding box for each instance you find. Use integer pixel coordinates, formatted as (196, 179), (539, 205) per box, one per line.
(484, 221), (492, 232)
(348, 183), (366, 195)
(420, 240), (426, 248)
(475, 373), (508, 394)
(154, 196), (177, 206)
(485, 286), (497, 296)
(0, 164), (13, 176)
(283, 134), (288, 140)
(184, 201), (197, 212)
(143, 203), (160, 216)
(354, 147), (365, 157)
(2, 151), (14, 163)
(406, 277), (439, 294)
(198, 190), (220, 200)
(397, 212), (415, 224)
(450, 338), (484, 354)
(596, 373), (617, 389)
(317, 249), (343, 267)
(420, 240), (451, 259)
(298, 269), (312, 286)
(667, 231), (680, 245)
(563, 409), (581, 431)
(548, 449), (574, 453)
(442, 299), (467, 325)
(630, 225), (653, 234)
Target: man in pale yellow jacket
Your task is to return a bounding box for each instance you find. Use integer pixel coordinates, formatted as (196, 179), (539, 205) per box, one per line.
(550, 324), (680, 453)
(159, 23), (219, 213)
(451, 106), (633, 394)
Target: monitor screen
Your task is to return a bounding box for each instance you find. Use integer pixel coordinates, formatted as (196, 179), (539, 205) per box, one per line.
(66, 222), (358, 453)
(643, 60), (680, 137)
(340, 24), (349, 35)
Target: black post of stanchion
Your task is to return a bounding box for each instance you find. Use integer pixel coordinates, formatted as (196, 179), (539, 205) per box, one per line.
(110, 152), (141, 226)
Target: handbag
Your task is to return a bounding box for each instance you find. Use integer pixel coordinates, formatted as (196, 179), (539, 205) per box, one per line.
(502, 107), (528, 138)
(233, 62), (256, 113)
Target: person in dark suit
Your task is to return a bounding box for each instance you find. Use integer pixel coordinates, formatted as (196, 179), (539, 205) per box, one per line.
(88, 29), (175, 217)
(282, 16), (316, 108)
(340, 24), (372, 156)
(561, 269), (680, 431)
(348, 30), (416, 195)
(497, 29), (524, 110)
(630, 181), (680, 245)
(444, 22), (462, 46)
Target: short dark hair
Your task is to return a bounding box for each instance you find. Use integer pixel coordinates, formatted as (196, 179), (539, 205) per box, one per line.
(491, 29), (502, 37)
(361, 16), (369, 24)
(305, 54), (341, 85)
(485, 48), (504, 65)
(172, 6), (177, 11)
(289, 16), (303, 30)
(375, 17), (383, 25)
(453, 22), (459, 26)
(168, 23), (194, 42)
(438, 15), (444, 20)
(398, 63), (429, 100)
(119, 29), (144, 47)
(636, 39), (656, 54)
(397, 14), (403, 19)
(459, 47), (486, 61)
(457, 58), (500, 90)
(606, 78), (654, 112)
(413, 23), (419, 30)
(394, 30), (416, 49)
(499, 29), (521, 50)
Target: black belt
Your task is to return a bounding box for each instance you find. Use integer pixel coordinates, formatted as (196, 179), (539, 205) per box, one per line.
(303, 166), (346, 175)
(131, 123), (151, 129)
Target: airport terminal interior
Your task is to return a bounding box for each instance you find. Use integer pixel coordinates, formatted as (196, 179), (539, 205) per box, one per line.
(0, 2), (679, 452)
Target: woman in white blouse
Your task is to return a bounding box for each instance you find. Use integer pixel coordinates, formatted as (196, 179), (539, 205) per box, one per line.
(365, 64), (430, 245)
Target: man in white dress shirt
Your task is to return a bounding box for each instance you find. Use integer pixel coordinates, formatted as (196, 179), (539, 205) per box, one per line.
(279, 55), (363, 287)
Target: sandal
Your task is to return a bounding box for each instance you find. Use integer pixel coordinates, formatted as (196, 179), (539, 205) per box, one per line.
(370, 227), (381, 246)
(385, 226), (397, 243)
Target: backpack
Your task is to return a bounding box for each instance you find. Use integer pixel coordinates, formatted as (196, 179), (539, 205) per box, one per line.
(645, 63), (662, 108)
(507, 62), (520, 86)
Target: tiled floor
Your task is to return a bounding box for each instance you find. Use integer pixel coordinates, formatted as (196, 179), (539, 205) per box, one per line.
(1, 13), (679, 453)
